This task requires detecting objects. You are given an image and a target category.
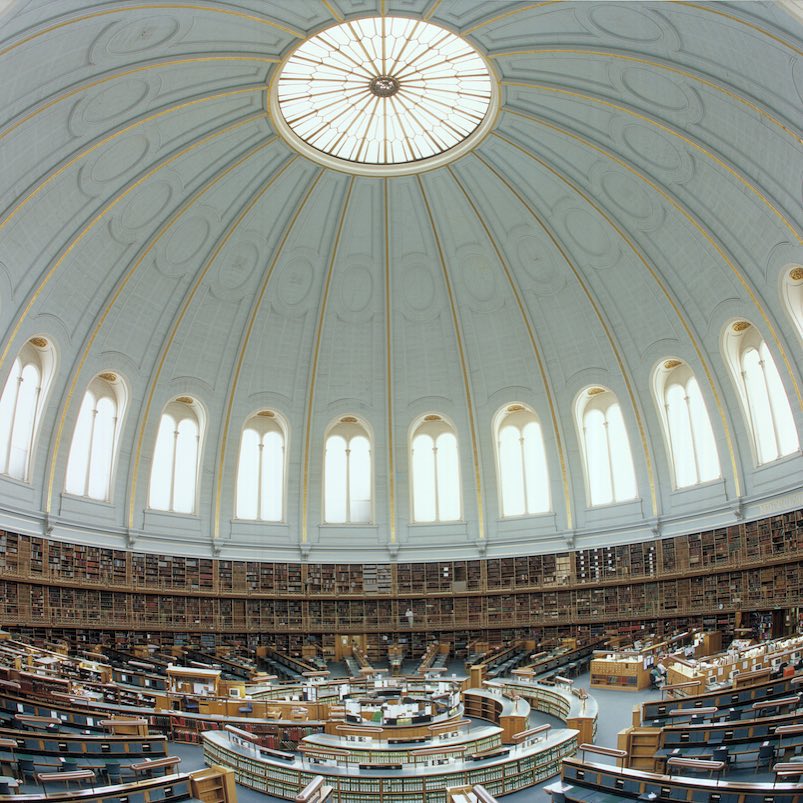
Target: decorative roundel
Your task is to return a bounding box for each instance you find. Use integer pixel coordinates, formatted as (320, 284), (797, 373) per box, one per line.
(270, 16), (497, 175)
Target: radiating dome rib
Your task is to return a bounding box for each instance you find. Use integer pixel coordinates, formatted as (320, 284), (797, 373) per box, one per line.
(0, 0), (798, 562)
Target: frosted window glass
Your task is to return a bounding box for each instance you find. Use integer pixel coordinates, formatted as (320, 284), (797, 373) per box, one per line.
(324, 435), (347, 523)
(149, 414), (176, 511)
(412, 433), (436, 522)
(65, 390), (95, 496)
(172, 417), (198, 514)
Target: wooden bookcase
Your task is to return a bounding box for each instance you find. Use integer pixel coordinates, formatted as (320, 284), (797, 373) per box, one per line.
(590, 656), (652, 691)
(0, 510), (799, 649)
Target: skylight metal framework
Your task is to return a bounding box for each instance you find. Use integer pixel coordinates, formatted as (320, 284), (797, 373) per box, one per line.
(274, 17), (494, 168)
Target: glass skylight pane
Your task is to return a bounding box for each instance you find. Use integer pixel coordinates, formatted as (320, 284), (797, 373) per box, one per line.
(276, 17), (492, 165)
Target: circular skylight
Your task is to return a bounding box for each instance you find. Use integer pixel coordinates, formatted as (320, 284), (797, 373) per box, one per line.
(271, 17), (496, 174)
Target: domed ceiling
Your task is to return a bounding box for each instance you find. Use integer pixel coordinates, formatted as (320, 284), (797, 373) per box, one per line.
(0, 0), (800, 562)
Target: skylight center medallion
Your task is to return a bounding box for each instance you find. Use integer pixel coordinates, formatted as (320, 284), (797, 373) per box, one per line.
(369, 75), (400, 98)
(270, 16), (497, 175)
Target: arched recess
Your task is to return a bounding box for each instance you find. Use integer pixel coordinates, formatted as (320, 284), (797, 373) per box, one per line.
(148, 396), (205, 514)
(410, 413), (462, 523)
(64, 372), (127, 501)
(493, 403), (551, 518)
(575, 386), (638, 507)
(652, 359), (721, 490)
(235, 410), (287, 522)
(781, 266), (803, 341)
(722, 321), (799, 465)
(323, 415), (373, 525)
(0, 336), (56, 481)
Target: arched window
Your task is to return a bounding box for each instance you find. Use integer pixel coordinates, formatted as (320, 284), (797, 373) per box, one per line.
(236, 411), (286, 521)
(653, 360), (720, 489)
(148, 397), (204, 514)
(495, 404), (550, 517)
(410, 415), (461, 522)
(323, 416), (372, 524)
(0, 337), (56, 481)
(782, 266), (803, 340)
(65, 373), (127, 500)
(576, 387), (638, 506)
(723, 321), (798, 464)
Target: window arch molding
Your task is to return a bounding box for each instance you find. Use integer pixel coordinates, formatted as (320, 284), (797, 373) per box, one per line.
(147, 396), (206, 514)
(408, 412), (462, 524)
(0, 336), (57, 481)
(781, 265), (803, 341)
(722, 320), (799, 465)
(651, 359), (721, 489)
(64, 371), (128, 501)
(492, 402), (551, 518)
(235, 409), (288, 522)
(322, 415), (374, 525)
(574, 385), (639, 507)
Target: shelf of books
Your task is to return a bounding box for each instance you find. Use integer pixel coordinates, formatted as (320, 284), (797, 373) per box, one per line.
(0, 510), (799, 646)
(202, 727), (577, 801)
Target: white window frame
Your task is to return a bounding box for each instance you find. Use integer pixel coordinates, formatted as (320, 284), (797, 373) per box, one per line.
(493, 403), (551, 518)
(148, 397), (205, 514)
(235, 410), (288, 522)
(722, 321), (799, 465)
(652, 360), (721, 489)
(322, 416), (374, 525)
(65, 372), (127, 501)
(409, 414), (463, 523)
(575, 386), (639, 507)
(0, 337), (56, 482)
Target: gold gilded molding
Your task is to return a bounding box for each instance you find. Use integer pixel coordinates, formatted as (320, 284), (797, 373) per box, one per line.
(175, 396), (193, 404)
(486, 131), (743, 498)
(448, 164), (573, 529)
(664, 360), (683, 370)
(732, 321), (752, 332)
(460, 1), (801, 56)
(506, 404), (525, 412)
(211, 169), (324, 540)
(474, 147), (658, 516)
(670, 2), (802, 55)
(417, 175), (485, 538)
(424, 414), (442, 422)
(383, 179), (396, 544)
(127, 155), (300, 529)
(320, 0), (344, 22)
(790, 267), (803, 281)
(588, 387), (607, 396)
(257, 410), (276, 418)
(340, 416), (358, 424)
(502, 81), (801, 242)
(29, 337), (48, 348)
(0, 85), (264, 235)
(43, 127), (271, 515)
(461, 3), (558, 36)
(300, 178), (356, 544)
(489, 49), (799, 145)
(0, 4), (303, 60)
(423, 0), (444, 21)
(0, 56), (277, 146)
(98, 372), (118, 382)
(499, 108), (801, 413)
